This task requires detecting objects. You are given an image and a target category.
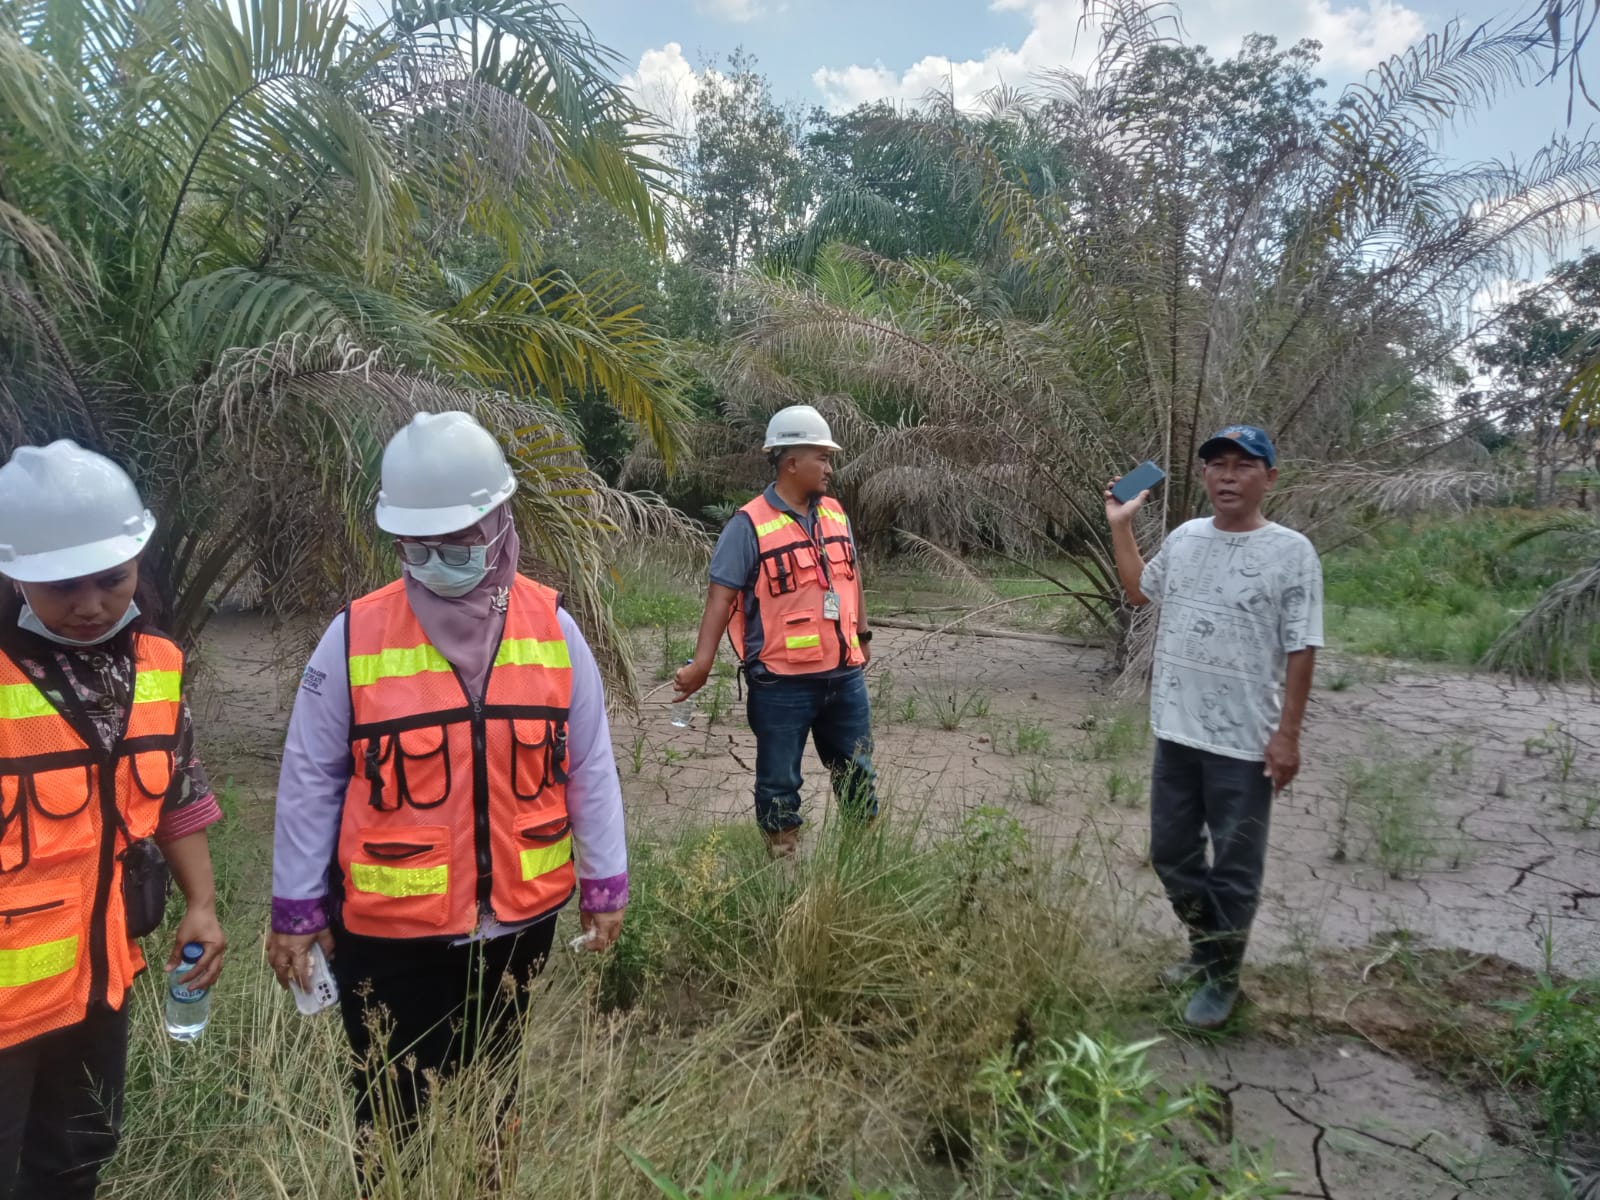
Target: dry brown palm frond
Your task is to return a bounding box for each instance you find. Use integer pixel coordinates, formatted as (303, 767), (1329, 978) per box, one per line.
(1275, 463), (1517, 518)
(891, 531), (1002, 604)
(1485, 558), (1600, 683)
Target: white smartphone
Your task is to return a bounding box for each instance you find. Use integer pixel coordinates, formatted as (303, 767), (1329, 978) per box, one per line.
(289, 941), (339, 1015)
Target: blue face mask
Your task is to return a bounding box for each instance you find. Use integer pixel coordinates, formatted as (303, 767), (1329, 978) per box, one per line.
(405, 548), (491, 598)
(19, 600), (141, 647)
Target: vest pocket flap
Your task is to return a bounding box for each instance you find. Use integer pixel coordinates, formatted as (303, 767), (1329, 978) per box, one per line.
(779, 614), (826, 663)
(345, 824), (451, 927)
(517, 818), (570, 845)
(510, 719), (553, 750)
(0, 881), (80, 1019)
(128, 749), (175, 801)
(397, 726), (446, 757)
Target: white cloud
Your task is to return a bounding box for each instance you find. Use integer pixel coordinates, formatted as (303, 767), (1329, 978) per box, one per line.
(812, 0), (1427, 112)
(622, 42), (703, 137)
(696, 0), (764, 21)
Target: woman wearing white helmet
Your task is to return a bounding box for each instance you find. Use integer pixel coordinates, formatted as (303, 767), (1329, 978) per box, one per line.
(0, 441), (226, 1200)
(264, 411), (628, 1161)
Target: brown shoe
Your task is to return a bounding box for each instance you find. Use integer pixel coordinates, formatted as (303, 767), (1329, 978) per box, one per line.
(764, 827), (799, 859)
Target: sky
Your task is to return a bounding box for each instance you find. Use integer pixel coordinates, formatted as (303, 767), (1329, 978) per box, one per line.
(577, 0), (1594, 268)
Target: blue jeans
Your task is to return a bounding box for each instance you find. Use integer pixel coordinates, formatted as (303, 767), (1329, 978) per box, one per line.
(746, 669), (877, 833)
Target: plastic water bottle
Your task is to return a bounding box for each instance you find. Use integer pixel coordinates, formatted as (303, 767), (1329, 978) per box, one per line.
(165, 942), (210, 1042)
(670, 660), (694, 728)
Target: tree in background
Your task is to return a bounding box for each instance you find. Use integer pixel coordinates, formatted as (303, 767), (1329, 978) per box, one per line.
(702, 4), (1600, 643)
(0, 0), (688, 682)
(1469, 252), (1600, 505)
(680, 50), (806, 277)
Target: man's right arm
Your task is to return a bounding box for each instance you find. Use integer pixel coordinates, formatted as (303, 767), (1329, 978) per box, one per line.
(674, 516), (754, 700)
(674, 583), (739, 700)
(1104, 479), (1152, 606)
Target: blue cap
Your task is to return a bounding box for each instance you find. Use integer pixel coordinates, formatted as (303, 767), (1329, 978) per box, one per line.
(1198, 425), (1276, 467)
(181, 942), (204, 963)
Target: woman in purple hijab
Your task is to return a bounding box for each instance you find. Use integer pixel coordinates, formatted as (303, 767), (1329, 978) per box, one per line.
(264, 412), (628, 1156)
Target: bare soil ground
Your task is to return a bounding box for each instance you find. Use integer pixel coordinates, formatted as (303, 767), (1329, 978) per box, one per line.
(195, 614), (1595, 1197)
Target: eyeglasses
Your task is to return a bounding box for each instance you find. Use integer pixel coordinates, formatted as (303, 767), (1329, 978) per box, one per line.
(396, 540), (479, 567)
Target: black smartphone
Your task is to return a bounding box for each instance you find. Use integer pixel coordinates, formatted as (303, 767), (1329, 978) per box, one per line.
(1110, 460), (1166, 504)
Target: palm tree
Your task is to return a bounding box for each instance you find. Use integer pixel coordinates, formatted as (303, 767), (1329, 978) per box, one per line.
(0, 0), (687, 682)
(709, 3), (1600, 641)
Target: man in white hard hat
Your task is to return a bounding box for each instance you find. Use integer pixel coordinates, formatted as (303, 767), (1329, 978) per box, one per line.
(674, 404), (876, 856)
(0, 441), (226, 1199)
(265, 411), (629, 1166)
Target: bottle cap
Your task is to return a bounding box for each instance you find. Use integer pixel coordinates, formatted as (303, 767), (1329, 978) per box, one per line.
(181, 942), (204, 963)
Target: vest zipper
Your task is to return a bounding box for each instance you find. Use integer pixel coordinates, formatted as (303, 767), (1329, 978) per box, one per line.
(88, 764), (117, 1009)
(470, 694), (491, 912)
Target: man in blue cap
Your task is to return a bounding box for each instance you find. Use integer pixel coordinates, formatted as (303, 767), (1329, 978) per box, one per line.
(1103, 425), (1323, 1030)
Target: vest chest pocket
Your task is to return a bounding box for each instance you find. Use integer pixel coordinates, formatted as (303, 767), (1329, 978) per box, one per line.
(345, 824), (451, 929)
(824, 537), (856, 581)
(0, 880), (81, 1028)
(362, 726), (452, 811)
(510, 719), (568, 802)
(16, 767), (96, 867)
(128, 750), (175, 805)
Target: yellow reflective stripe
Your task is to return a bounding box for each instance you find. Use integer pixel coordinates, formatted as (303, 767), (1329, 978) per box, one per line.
(349, 643), (453, 688)
(519, 834), (573, 881)
(849, 635), (860, 648)
(494, 638), (571, 671)
(132, 670), (182, 706)
(0, 681), (56, 721)
(0, 935), (77, 988)
(785, 634), (821, 650)
(819, 507), (850, 527)
(350, 862), (448, 898)
(754, 514), (794, 538)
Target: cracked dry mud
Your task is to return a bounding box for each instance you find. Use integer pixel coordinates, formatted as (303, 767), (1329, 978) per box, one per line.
(199, 616), (1588, 1196)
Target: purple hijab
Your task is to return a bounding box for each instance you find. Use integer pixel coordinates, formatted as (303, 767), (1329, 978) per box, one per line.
(401, 504), (521, 698)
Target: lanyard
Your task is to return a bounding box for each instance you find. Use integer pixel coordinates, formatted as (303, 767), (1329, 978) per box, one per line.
(805, 509), (832, 588)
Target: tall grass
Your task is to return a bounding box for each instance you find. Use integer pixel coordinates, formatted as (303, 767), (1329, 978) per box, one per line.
(1322, 510), (1592, 669)
(104, 807), (1287, 1198)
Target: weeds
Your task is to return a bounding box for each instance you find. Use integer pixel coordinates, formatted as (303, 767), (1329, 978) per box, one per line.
(1104, 767), (1139, 808)
(918, 681), (993, 731)
(1333, 748), (1445, 878)
(1013, 718), (1051, 756)
(1073, 704), (1149, 761)
(1501, 968), (1600, 1154)
(974, 1034), (1290, 1198)
(1007, 761), (1057, 807)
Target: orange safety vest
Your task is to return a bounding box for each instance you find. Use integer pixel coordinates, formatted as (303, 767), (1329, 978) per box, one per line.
(0, 633), (183, 1050)
(337, 575), (575, 939)
(728, 493), (865, 676)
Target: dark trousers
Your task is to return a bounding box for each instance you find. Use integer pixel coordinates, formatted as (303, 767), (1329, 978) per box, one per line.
(746, 669), (877, 833)
(1149, 739), (1274, 980)
(0, 1003), (129, 1200)
(330, 916), (558, 1135)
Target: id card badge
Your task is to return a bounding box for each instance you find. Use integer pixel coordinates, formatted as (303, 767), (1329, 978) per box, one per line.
(822, 590), (841, 620)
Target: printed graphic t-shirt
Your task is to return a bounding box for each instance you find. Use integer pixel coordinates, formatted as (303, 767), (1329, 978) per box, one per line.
(1140, 519), (1324, 762)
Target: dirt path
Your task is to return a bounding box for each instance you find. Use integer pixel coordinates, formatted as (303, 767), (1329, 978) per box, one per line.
(195, 615), (1591, 1196)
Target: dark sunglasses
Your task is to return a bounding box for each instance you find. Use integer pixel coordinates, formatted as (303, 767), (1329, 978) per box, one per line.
(396, 540), (479, 567)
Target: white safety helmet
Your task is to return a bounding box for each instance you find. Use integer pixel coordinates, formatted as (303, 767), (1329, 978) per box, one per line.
(0, 441), (157, 583)
(762, 404), (842, 453)
(375, 411), (518, 537)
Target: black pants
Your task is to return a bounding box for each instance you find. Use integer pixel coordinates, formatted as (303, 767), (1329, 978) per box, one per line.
(1148, 739), (1274, 980)
(330, 916), (558, 1135)
(0, 1003), (130, 1200)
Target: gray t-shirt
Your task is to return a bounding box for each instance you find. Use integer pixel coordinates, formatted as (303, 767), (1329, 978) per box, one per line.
(1140, 519), (1324, 761)
(709, 484), (860, 680)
